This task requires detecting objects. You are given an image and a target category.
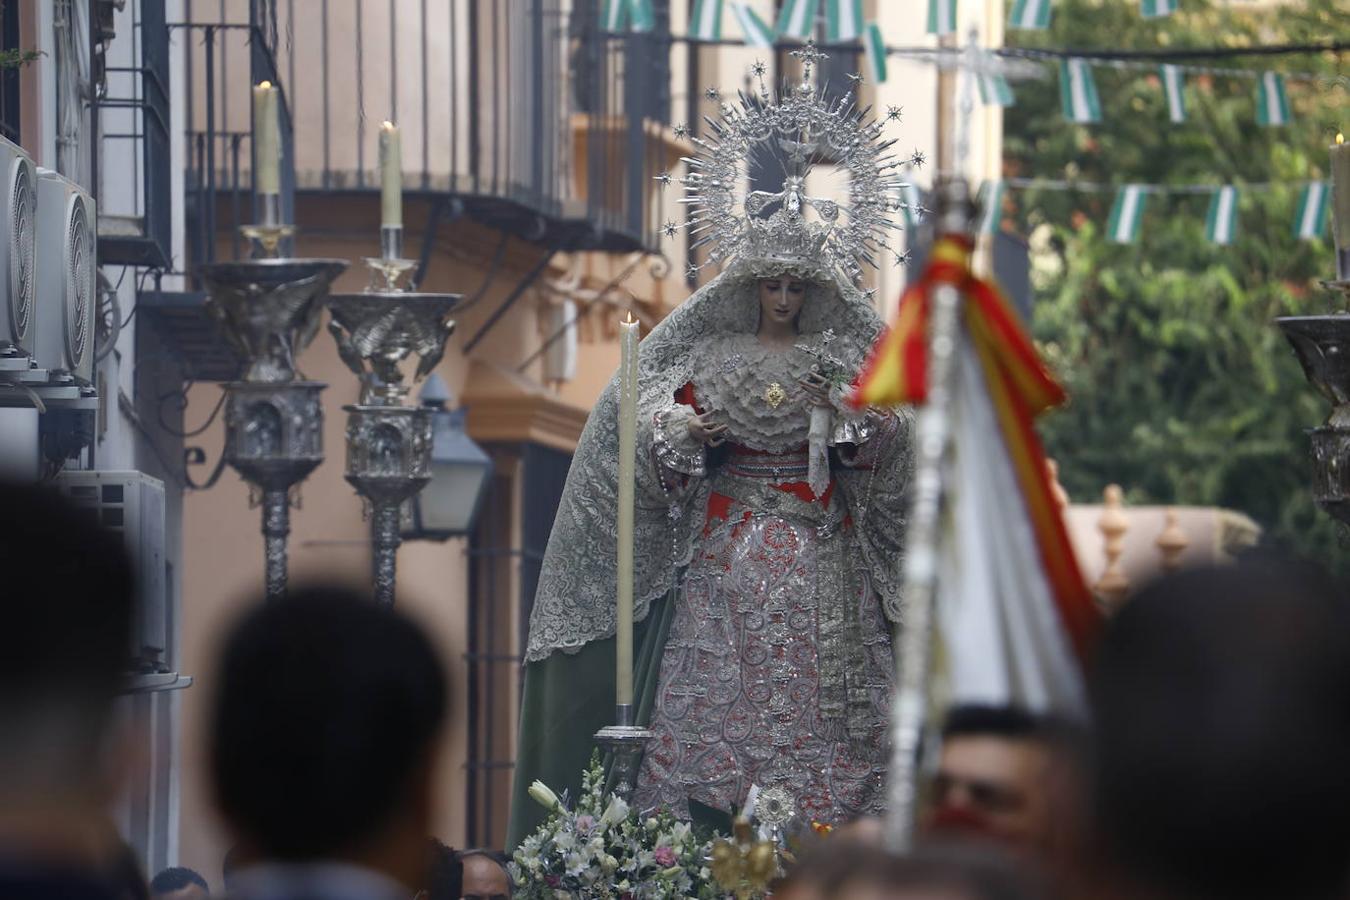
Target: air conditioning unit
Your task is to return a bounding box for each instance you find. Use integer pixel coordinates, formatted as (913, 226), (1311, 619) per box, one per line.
(55, 470), (168, 673)
(35, 168), (95, 384)
(0, 136), (36, 359)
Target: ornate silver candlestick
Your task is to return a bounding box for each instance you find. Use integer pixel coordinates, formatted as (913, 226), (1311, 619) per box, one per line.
(326, 264), (459, 606)
(198, 240), (348, 602)
(1276, 281), (1350, 529)
(594, 703), (653, 802)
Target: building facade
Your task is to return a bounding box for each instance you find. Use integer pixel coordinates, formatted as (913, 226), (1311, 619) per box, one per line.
(0, 0), (1005, 881)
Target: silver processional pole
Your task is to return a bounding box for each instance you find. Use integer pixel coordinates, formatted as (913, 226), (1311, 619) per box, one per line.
(884, 176), (977, 852)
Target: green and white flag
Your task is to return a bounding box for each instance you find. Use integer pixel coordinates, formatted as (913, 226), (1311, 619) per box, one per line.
(900, 178), (925, 229)
(978, 180), (1005, 235)
(927, 0), (957, 36)
(1059, 59), (1101, 124)
(1256, 72), (1291, 126)
(628, 0), (655, 31)
(1009, 0), (1051, 30)
(977, 72), (1014, 107)
(775, 0), (820, 40)
(863, 22), (887, 83)
(601, 0), (627, 31)
(1294, 181), (1329, 240)
(826, 0), (863, 41)
(1204, 186), (1239, 245)
(732, 3), (774, 48)
(1160, 64), (1186, 123)
(1140, 0), (1177, 18)
(689, 0), (724, 40)
(1106, 185), (1148, 243)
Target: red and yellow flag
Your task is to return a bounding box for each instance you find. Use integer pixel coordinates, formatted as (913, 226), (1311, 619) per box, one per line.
(856, 235), (1097, 707)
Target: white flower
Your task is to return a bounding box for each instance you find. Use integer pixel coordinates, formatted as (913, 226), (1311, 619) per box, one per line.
(599, 795), (630, 830)
(700, 866), (711, 880)
(528, 780), (562, 812)
(602, 854), (619, 872)
(645, 817), (659, 832)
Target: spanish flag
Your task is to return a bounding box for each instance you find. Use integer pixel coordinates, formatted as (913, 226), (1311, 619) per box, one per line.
(856, 235), (1097, 712)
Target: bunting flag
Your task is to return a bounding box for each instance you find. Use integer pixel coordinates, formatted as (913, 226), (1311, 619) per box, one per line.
(1256, 72), (1291, 126)
(863, 22), (888, 83)
(775, 0), (820, 40)
(1140, 0), (1177, 17)
(732, 3), (775, 48)
(601, 0), (627, 31)
(1106, 185), (1148, 243)
(628, 0), (655, 31)
(978, 180), (1005, 235)
(1160, 64), (1187, 123)
(825, 0), (863, 41)
(1294, 182), (1330, 240)
(689, 0), (724, 41)
(977, 72), (1015, 107)
(927, 0), (957, 36)
(1008, 0), (1052, 30)
(853, 236), (1097, 712)
(1059, 59), (1102, 124)
(1204, 186), (1239, 245)
(900, 178), (925, 229)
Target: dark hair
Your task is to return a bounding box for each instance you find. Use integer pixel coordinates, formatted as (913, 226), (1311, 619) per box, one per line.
(0, 480), (134, 716)
(426, 838), (463, 900)
(150, 867), (209, 894)
(1092, 560), (1350, 900)
(781, 841), (1040, 900)
(942, 704), (1086, 755)
(210, 585), (448, 860)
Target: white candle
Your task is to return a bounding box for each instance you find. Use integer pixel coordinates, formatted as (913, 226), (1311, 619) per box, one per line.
(380, 121), (403, 228)
(616, 313), (639, 708)
(252, 81), (280, 195)
(1331, 133), (1350, 278)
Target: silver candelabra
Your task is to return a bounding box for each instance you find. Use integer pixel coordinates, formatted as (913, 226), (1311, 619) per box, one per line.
(199, 218), (348, 601)
(326, 224), (459, 606)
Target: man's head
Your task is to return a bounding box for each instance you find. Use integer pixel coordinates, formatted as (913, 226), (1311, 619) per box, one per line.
(927, 705), (1086, 852)
(457, 849), (511, 900)
(149, 867), (209, 900)
(0, 481), (134, 819)
(210, 585), (447, 885)
(1092, 559), (1350, 900)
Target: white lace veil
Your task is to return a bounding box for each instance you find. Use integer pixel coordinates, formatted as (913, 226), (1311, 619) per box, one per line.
(525, 257), (911, 661)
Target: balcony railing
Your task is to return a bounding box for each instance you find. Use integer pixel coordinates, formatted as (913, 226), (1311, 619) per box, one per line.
(181, 0), (675, 265)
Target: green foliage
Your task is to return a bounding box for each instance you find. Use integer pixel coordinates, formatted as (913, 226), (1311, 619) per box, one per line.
(1003, 0), (1348, 568)
(0, 48), (40, 69)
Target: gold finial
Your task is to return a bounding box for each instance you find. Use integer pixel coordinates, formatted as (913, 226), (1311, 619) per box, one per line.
(1155, 507), (1189, 573)
(1095, 484), (1130, 610)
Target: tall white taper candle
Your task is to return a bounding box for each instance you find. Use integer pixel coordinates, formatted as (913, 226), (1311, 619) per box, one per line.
(1331, 133), (1350, 280)
(380, 121), (403, 229)
(252, 81), (280, 196)
(616, 313), (638, 707)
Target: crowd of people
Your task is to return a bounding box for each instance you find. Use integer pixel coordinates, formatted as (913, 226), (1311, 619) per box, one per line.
(4, 477), (1349, 900)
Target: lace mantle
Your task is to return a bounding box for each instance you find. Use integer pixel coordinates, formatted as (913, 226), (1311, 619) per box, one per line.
(525, 259), (913, 662)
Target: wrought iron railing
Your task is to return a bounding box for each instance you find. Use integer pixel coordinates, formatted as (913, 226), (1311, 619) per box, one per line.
(180, 0), (673, 264)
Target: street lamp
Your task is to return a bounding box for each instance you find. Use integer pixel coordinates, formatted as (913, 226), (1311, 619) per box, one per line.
(401, 373), (492, 541)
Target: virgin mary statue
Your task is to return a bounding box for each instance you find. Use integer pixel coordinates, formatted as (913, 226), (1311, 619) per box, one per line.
(508, 54), (917, 847)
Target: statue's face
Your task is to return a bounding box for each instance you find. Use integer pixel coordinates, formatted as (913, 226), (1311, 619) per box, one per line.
(758, 277), (806, 330)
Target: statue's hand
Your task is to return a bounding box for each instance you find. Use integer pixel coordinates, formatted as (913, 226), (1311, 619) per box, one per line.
(687, 412), (728, 447)
(798, 371), (833, 409)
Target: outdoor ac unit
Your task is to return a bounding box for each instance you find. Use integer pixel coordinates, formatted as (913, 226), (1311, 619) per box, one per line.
(35, 168), (95, 384)
(55, 470), (168, 673)
(0, 136), (36, 358)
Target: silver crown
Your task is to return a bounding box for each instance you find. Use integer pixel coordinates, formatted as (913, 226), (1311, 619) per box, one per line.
(664, 42), (924, 284)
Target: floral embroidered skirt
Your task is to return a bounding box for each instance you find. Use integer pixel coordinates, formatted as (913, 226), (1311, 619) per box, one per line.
(633, 479), (894, 826)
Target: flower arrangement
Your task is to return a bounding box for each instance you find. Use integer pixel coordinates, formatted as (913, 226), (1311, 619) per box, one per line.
(510, 754), (723, 899)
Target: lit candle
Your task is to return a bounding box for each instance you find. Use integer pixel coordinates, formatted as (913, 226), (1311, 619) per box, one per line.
(380, 121), (403, 229)
(615, 313), (638, 708)
(252, 81), (280, 196)
(1331, 132), (1350, 280)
